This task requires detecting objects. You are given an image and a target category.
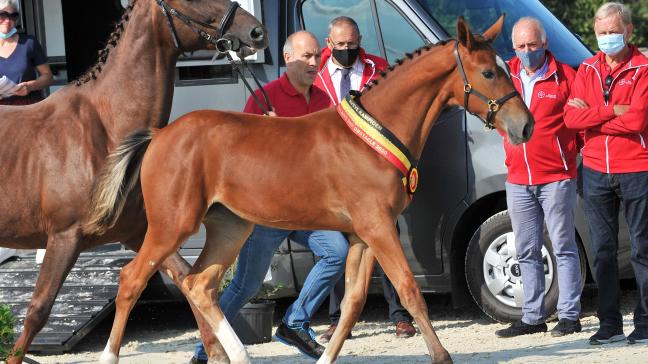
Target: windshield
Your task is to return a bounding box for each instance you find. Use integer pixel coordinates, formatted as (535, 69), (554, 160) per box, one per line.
(416, 0), (592, 68)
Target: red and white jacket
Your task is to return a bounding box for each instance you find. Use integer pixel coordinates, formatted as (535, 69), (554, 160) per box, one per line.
(503, 51), (578, 185)
(314, 47), (388, 106)
(564, 45), (648, 174)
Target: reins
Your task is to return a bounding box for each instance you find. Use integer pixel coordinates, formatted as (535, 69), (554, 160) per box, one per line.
(453, 40), (518, 129)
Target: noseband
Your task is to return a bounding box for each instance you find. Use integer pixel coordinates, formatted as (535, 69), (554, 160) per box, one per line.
(453, 41), (518, 130)
(157, 0), (241, 53)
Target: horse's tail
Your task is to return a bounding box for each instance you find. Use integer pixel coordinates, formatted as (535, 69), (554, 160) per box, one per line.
(83, 128), (155, 236)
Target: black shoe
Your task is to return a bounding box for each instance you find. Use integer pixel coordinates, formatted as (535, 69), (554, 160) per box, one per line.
(550, 318), (582, 337)
(495, 320), (547, 338)
(274, 322), (324, 360)
(189, 356), (207, 364)
(589, 326), (625, 345)
(627, 328), (648, 344)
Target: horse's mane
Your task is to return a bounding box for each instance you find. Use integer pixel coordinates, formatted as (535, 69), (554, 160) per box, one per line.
(360, 39), (451, 94)
(75, 1), (137, 86)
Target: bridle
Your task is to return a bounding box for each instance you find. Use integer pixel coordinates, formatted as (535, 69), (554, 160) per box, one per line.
(157, 0), (241, 53)
(453, 40), (518, 130)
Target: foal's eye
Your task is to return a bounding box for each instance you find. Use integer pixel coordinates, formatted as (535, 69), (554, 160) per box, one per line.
(482, 70), (495, 79)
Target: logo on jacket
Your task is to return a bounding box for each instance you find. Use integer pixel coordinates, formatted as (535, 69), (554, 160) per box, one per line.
(617, 79), (633, 86)
(537, 90), (557, 99)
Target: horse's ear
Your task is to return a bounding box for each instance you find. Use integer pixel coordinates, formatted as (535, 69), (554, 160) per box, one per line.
(482, 14), (506, 43)
(457, 16), (476, 51)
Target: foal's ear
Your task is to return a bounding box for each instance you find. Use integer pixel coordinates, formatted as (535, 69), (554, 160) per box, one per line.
(457, 16), (476, 51)
(482, 14), (506, 43)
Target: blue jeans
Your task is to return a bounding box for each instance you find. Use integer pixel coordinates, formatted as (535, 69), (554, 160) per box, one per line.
(583, 167), (648, 330)
(194, 225), (348, 360)
(506, 179), (582, 324)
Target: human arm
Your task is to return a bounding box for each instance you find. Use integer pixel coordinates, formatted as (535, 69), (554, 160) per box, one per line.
(598, 73), (648, 134)
(563, 65), (615, 130)
(12, 63), (53, 96)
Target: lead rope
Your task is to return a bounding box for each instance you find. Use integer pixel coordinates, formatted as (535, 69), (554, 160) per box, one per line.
(226, 52), (273, 116)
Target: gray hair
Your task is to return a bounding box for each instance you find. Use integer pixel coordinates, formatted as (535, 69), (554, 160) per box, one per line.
(328, 16), (360, 37)
(595, 2), (632, 26)
(511, 17), (547, 45)
(283, 30), (318, 55)
(0, 0), (19, 11)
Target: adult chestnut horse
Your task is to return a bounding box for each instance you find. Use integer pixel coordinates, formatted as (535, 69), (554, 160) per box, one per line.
(0, 0), (266, 362)
(86, 16), (532, 364)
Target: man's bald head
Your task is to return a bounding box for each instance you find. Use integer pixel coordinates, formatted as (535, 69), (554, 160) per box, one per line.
(512, 17), (546, 46)
(283, 30), (319, 56)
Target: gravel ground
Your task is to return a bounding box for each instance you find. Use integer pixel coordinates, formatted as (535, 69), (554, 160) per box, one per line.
(22, 286), (648, 364)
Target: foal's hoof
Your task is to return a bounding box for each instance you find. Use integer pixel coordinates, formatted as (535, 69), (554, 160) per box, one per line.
(432, 351), (453, 364)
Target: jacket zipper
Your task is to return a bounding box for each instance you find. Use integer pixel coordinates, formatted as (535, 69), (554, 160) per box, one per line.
(556, 136), (568, 171)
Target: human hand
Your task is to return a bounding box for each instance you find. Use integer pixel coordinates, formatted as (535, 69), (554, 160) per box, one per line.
(266, 108), (277, 117)
(567, 98), (588, 109)
(613, 104), (629, 116)
(12, 83), (30, 96)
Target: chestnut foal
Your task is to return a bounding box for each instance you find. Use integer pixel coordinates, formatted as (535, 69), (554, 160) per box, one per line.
(86, 15), (532, 364)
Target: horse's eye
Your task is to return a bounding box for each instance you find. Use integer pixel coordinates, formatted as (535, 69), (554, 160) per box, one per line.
(482, 70), (495, 79)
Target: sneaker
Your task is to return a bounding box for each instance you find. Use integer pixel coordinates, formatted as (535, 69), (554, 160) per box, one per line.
(320, 324), (352, 343)
(395, 321), (416, 338)
(550, 319), (582, 337)
(188, 356), (207, 364)
(274, 322), (324, 359)
(495, 320), (547, 338)
(627, 328), (648, 344)
(589, 327), (625, 345)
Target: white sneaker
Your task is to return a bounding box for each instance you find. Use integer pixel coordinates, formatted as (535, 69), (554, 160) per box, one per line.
(0, 247), (16, 264)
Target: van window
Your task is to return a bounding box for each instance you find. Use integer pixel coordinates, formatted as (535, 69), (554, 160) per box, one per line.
(301, 0), (381, 57)
(416, 0), (592, 68)
(375, 1), (426, 63)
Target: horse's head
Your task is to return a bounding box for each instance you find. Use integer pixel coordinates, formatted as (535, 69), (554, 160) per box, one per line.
(160, 0), (268, 55)
(451, 15), (534, 145)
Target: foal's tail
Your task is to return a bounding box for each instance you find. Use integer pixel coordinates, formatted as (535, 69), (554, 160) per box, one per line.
(83, 129), (155, 236)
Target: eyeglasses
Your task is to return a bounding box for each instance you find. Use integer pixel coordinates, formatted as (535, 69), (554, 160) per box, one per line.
(0, 11), (19, 21)
(603, 75), (613, 104)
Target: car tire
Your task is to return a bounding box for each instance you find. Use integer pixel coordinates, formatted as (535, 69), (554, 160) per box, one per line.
(465, 211), (560, 323)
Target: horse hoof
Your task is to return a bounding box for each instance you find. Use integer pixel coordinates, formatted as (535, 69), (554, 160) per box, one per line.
(433, 352), (453, 364)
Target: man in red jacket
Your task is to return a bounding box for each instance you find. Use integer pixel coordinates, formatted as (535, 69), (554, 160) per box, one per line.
(564, 2), (648, 346)
(313, 16), (416, 343)
(494, 17), (582, 339)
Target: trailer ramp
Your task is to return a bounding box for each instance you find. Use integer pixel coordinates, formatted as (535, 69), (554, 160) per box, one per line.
(0, 248), (132, 353)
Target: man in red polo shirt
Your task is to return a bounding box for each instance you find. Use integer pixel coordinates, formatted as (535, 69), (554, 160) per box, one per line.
(313, 16), (416, 343)
(564, 2), (648, 346)
(190, 31), (349, 363)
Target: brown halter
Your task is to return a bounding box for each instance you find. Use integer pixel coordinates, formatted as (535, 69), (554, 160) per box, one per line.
(453, 40), (518, 129)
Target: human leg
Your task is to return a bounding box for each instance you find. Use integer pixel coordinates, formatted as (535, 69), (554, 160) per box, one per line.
(618, 171), (648, 333)
(505, 182), (546, 325)
(538, 179), (582, 321)
(582, 167), (623, 332)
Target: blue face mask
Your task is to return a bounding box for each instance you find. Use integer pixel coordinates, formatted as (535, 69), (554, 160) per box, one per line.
(597, 33), (626, 56)
(0, 27), (17, 40)
(515, 48), (545, 70)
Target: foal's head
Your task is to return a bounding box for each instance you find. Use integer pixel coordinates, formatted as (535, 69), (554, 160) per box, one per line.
(451, 16), (534, 145)
(163, 0), (268, 54)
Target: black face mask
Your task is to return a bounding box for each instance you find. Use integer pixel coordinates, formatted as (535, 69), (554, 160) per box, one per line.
(332, 48), (360, 68)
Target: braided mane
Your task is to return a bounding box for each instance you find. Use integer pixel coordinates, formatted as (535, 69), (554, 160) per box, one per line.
(361, 39), (451, 93)
(75, 1), (137, 86)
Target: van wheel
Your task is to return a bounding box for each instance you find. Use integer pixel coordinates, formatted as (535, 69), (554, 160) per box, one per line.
(465, 211), (558, 323)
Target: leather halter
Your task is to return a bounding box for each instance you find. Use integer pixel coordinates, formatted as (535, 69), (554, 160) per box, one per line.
(453, 41), (518, 130)
(157, 0), (240, 52)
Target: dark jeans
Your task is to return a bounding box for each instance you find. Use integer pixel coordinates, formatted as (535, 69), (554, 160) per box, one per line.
(328, 268), (412, 325)
(583, 167), (648, 330)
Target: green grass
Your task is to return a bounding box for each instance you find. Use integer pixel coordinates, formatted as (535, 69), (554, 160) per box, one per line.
(0, 304), (16, 361)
